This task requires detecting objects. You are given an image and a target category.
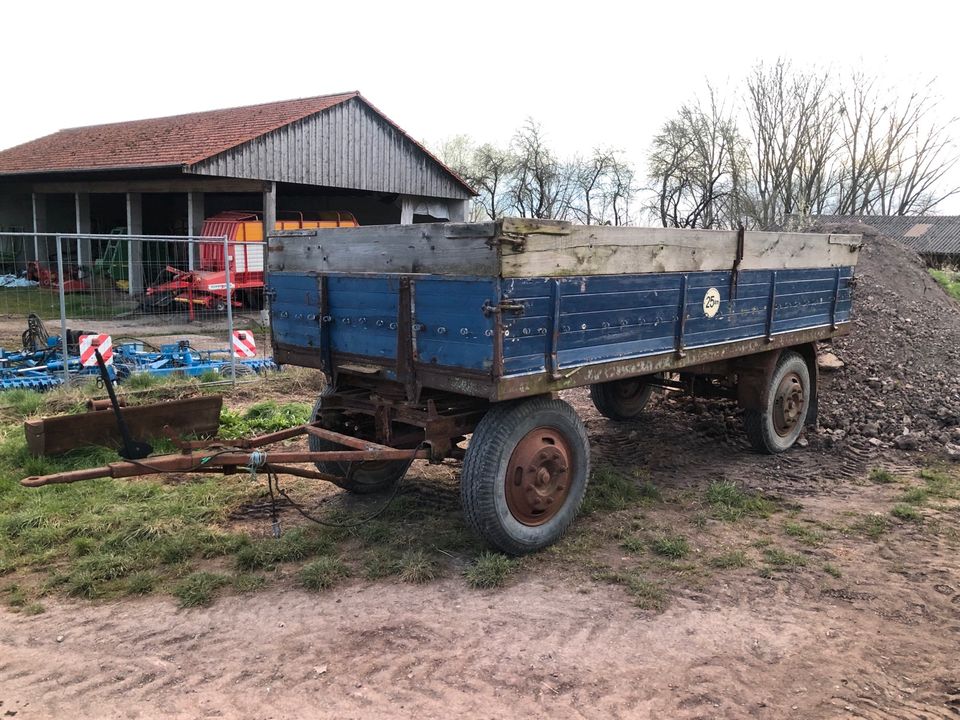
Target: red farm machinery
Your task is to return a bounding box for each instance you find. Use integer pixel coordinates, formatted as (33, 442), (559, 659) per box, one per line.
(144, 211), (358, 316)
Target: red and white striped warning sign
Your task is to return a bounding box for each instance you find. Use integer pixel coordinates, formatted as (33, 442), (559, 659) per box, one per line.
(232, 330), (256, 358)
(79, 334), (113, 367)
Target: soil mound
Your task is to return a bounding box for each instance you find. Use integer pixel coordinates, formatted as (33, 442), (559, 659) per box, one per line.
(808, 221), (960, 455)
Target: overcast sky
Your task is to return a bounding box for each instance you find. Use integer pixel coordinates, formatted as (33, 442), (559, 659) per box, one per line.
(3, 0), (958, 213)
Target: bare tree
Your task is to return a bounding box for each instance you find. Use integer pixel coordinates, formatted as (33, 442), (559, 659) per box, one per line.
(510, 119), (578, 219)
(646, 89), (743, 229)
(435, 120), (638, 224)
(742, 61), (837, 228)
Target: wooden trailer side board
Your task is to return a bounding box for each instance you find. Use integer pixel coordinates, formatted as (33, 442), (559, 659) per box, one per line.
(266, 222), (500, 275)
(496, 219), (862, 276)
(268, 219), (861, 278)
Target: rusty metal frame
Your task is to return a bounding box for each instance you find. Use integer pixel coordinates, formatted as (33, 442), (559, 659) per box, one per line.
(21, 422), (433, 488)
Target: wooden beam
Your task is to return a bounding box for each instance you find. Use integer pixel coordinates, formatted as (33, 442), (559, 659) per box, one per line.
(31, 192), (46, 261)
(267, 222), (499, 275)
(74, 192), (91, 265)
(263, 182), (277, 235)
(126, 192), (143, 295)
(187, 191), (204, 270)
(30, 177), (269, 195)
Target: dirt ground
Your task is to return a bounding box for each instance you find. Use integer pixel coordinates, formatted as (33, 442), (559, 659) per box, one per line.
(1, 389), (958, 720)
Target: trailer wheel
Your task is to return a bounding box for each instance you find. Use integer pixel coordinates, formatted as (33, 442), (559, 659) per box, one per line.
(744, 351), (810, 454)
(308, 390), (408, 494)
(461, 396), (590, 555)
(589, 375), (659, 420)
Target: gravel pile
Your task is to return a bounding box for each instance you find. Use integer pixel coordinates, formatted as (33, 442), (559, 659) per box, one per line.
(810, 222), (960, 456)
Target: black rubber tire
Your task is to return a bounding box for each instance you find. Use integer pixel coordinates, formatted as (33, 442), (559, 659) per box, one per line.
(744, 350), (810, 454)
(460, 396), (590, 555)
(308, 389), (408, 494)
(590, 375), (657, 420)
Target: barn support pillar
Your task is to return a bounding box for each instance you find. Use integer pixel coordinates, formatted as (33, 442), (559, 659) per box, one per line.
(31, 192), (47, 261)
(262, 182), (277, 238)
(187, 191), (204, 270)
(448, 199), (470, 222)
(74, 192), (92, 266)
(400, 196), (415, 225)
(126, 192), (143, 295)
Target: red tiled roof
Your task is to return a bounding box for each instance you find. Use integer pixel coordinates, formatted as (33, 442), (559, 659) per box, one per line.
(0, 92), (359, 174)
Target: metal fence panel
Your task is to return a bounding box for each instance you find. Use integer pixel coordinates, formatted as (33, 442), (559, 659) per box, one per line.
(0, 231), (274, 393)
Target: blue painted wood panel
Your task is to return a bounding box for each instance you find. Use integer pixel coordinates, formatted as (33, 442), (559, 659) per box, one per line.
(270, 267), (855, 381)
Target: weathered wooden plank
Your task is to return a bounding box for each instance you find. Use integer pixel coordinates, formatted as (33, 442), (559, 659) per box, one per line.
(268, 220), (861, 277)
(500, 225), (861, 276)
(24, 396), (223, 457)
(267, 224), (499, 275)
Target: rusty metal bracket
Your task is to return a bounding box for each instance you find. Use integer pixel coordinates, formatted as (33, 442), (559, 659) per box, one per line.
(730, 225), (745, 303)
(481, 299), (525, 317)
(830, 266), (841, 330)
(765, 271), (778, 342)
(317, 273), (333, 378)
(548, 278), (562, 379)
(396, 276), (419, 402)
(488, 233), (528, 252)
(675, 274), (689, 358)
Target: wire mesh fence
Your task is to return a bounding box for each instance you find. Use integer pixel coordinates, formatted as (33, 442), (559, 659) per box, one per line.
(0, 231), (276, 392)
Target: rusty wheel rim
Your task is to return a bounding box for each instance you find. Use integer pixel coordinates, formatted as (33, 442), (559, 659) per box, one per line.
(772, 371), (805, 437)
(504, 427), (573, 526)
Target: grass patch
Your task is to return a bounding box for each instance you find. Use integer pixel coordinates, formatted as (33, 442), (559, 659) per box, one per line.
(234, 528), (332, 571)
(651, 534), (690, 559)
(125, 571), (157, 596)
(580, 465), (643, 515)
(595, 569), (667, 611)
(898, 487), (930, 506)
(219, 401), (312, 439)
(704, 480), (774, 521)
(869, 467), (896, 484)
(0, 392), (324, 603)
(823, 563), (842, 578)
(620, 535), (646, 554)
(233, 574), (267, 593)
(930, 269), (960, 302)
(891, 504), (923, 522)
(299, 557), (348, 592)
(174, 572), (230, 608)
(397, 550), (441, 584)
(361, 549), (403, 580)
(919, 467), (960, 499)
(0, 389), (46, 417)
(709, 550), (749, 569)
(123, 372), (165, 391)
(783, 521), (826, 547)
(851, 514), (890, 540)
(762, 546), (807, 569)
(464, 552), (518, 589)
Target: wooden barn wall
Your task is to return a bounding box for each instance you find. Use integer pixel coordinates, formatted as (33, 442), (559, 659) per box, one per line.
(188, 99), (470, 200)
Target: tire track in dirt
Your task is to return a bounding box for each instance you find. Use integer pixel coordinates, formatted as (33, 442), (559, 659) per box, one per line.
(3, 568), (959, 720)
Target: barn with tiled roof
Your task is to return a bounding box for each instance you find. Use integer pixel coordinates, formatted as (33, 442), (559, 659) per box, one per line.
(811, 215), (960, 262)
(0, 92), (474, 291)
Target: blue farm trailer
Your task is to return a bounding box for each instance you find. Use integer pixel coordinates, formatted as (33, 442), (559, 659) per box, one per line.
(264, 218), (861, 554)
